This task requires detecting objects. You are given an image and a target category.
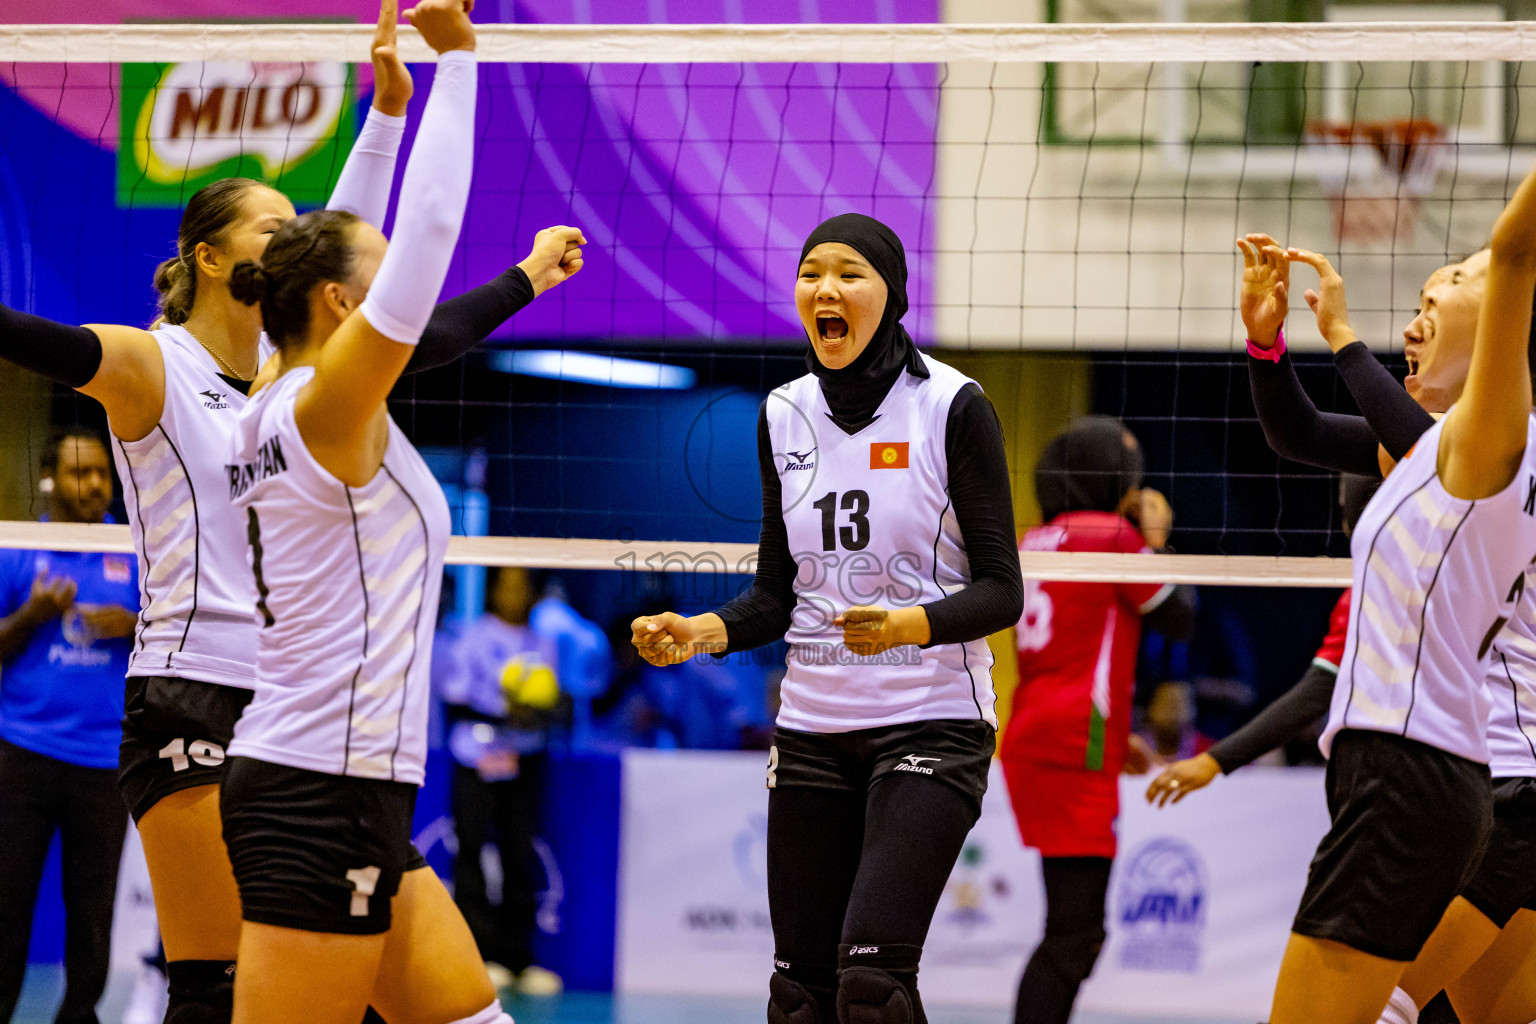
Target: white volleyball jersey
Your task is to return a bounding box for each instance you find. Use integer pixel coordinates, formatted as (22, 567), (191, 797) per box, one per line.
(1485, 568), (1536, 777)
(767, 353), (996, 732)
(111, 325), (275, 689)
(226, 367), (449, 785)
(1323, 412), (1536, 764)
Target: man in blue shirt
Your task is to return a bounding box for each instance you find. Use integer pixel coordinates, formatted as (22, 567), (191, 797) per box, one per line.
(0, 427), (138, 1024)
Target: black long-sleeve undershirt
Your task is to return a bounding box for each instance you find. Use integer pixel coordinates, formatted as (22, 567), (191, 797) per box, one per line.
(1143, 583), (1198, 641)
(0, 266), (535, 390)
(1247, 343), (1436, 475)
(716, 382), (1024, 653)
(406, 266), (535, 375)
(1207, 661), (1336, 774)
(1331, 341), (1436, 461)
(1248, 350), (1382, 476)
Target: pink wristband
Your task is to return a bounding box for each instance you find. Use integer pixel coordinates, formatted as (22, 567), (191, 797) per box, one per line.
(1247, 325), (1286, 362)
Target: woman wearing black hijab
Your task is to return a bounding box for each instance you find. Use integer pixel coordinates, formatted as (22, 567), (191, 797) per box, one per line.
(633, 213), (1023, 1024)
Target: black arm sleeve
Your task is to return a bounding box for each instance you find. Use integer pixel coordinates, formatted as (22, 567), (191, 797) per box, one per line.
(1207, 661), (1337, 774)
(715, 403), (798, 653)
(1248, 350), (1383, 477)
(1332, 342), (1435, 462)
(921, 385), (1025, 647)
(403, 266), (535, 375)
(0, 304), (103, 388)
(1142, 583), (1198, 641)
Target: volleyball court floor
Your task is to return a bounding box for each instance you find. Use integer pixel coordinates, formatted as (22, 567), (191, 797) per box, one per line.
(17, 963), (1250, 1024)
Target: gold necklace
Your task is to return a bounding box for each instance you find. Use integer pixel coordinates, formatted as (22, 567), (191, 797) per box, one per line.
(187, 329), (254, 382)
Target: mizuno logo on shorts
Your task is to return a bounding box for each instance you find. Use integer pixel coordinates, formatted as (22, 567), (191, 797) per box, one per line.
(894, 754), (940, 775)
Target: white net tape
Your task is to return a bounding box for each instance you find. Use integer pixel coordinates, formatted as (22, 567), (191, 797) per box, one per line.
(0, 521), (1350, 586)
(1, 21), (1534, 65)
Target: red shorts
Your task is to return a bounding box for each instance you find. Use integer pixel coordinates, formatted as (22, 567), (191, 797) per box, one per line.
(1002, 760), (1120, 859)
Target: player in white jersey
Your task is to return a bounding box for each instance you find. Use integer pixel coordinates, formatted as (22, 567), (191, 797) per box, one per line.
(1232, 236), (1536, 1024)
(631, 213), (1022, 1024)
(1236, 154), (1536, 1024)
(0, 4), (584, 1020)
(217, 4), (578, 1020)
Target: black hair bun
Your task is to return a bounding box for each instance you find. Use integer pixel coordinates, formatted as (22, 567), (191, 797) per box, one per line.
(228, 261), (268, 306)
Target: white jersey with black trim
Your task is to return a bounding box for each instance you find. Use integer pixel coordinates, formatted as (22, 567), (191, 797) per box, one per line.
(226, 367), (449, 785)
(111, 325), (274, 689)
(1485, 571), (1536, 777)
(1323, 412), (1536, 764)
(766, 353), (996, 732)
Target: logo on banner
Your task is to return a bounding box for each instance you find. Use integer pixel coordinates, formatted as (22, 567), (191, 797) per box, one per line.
(118, 60), (356, 207)
(681, 812), (771, 941)
(1115, 837), (1206, 973)
(939, 840), (1012, 930)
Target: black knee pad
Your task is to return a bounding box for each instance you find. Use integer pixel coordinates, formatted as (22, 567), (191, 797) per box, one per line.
(836, 944), (924, 1024)
(164, 960), (235, 1024)
(769, 970), (833, 1024)
(835, 967), (912, 1024)
(1031, 924), (1106, 988)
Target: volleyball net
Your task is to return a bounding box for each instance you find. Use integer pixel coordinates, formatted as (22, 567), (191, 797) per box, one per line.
(0, 10), (1529, 593)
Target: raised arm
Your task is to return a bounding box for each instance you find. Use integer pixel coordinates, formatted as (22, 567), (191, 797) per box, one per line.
(325, 0), (412, 228)
(1286, 247), (1436, 462)
(0, 304), (164, 439)
(296, 1), (476, 460)
(1239, 234), (1383, 477)
(1440, 159), (1536, 500)
(404, 225), (586, 374)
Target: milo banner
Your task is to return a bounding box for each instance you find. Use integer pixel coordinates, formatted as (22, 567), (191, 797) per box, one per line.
(118, 60), (356, 207)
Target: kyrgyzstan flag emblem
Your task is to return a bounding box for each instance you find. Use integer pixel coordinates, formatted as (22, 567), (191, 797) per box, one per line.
(870, 442), (909, 469)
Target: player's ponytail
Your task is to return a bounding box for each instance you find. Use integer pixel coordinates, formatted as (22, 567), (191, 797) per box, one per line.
(152, 255), (195, 327)
(228, 262), (268, 306)
(152, 177), (267, 327)
(241, 209), (360, 348)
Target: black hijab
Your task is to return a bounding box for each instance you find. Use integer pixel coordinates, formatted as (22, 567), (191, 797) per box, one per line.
(1034, 416), (1145, 523)
(799, 213), (927, 434)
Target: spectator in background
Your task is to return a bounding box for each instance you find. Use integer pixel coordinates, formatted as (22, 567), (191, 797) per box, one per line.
(436, 566), (568, 998)
(528, 577), (611, 747)
(1000, 416), (1199, 1024)
(0, 427), (138, 1024)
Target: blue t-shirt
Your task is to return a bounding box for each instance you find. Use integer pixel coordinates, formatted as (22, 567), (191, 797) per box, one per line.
(0, 546), (138, 769)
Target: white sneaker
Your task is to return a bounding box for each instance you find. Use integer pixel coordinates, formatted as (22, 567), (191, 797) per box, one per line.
(515, 965), (563, 997)
(121, 963), (168, 1024)
(484, 961), (517, 992)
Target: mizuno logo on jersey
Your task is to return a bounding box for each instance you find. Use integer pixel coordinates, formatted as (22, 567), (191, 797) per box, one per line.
(894, 754), (940, 774)
(226, 435), (289, 501)
(200, 389), (230, 410)
(783, 448), (817, 472)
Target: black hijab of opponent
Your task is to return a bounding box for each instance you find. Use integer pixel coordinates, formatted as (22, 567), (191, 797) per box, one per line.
(800, 213), (928, 434)
(1035, 416), (1145, 523)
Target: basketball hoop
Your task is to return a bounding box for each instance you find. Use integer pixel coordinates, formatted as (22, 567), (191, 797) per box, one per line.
(1306, 119), (1445, 246)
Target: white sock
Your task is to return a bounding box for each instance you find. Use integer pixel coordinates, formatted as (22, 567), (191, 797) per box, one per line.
(1378, 986), (1419, 1024)
(447, 1001), (513, 1024)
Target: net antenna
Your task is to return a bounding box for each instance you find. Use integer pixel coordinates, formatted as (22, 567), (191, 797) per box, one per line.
(1306, 119), (1446, 246)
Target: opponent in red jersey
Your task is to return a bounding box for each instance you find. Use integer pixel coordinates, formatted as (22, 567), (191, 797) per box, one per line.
(1002, 416), (1197, 1024)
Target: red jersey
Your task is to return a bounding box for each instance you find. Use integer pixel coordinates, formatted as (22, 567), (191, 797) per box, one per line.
(1001, 511), (1171, 773)
(1314, 588), (1351, 671)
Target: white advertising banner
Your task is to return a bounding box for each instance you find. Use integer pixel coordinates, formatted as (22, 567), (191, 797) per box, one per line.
(617, 749), (1329, 1020)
